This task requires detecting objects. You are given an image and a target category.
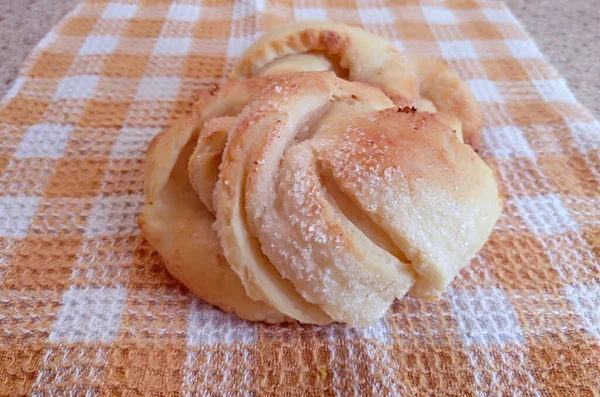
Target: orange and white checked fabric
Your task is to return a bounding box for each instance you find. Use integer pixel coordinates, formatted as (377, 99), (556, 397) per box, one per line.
(0, 0), (599, 395)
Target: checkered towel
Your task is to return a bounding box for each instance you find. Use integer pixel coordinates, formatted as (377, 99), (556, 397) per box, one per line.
(1, 0), (598, 395)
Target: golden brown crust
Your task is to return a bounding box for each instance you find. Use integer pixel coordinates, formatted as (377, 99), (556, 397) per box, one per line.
(141, 77), (291, 324)
(141, 72), (501, 326)
(230, 21), (482, 148)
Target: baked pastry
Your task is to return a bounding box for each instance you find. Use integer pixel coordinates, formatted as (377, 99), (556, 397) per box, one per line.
(139, 72), (501, 327)
(230, 21), (482, 148)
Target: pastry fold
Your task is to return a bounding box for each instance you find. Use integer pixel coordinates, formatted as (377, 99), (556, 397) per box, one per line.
(140, 72), (501, 327)
(231, 21), (482, 148)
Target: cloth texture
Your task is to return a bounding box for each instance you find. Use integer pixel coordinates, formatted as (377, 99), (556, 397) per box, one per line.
(0, 0), (599, 395)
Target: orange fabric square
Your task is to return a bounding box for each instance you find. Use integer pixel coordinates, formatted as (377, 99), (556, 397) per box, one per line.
(29, 52), (75, 78)
(102, 53), (150, 78)
(445, 0), (481, 9)
(2, 236), (83, 290)
(101, 158), (144, 196)
(143, 55), (185, 77)
(525, 335), (600, 395)
(262, 14), (291, 32)
(583, 228), (599, 259)
(478, 232), (559, 291)
(384, 0), (421, 6)
(0, 329), (54, 394)
(538, 155), (598, 196)
(169, 99), (194, 125)
(124, 19), (165, 38)
(45, 157), (108, 197)
(256, 335), (332, 395)
(183, 55), (226, 79)
(461, 21), (503, 40)
(483, 58), (529, 81)
(507, 102), (564, 125)
(128, 239), (178, 288)
(394, 343), (475, 394)
(79, 100), (131, 128)
(202, 0), (234, 5)
(59, 17), (99, 36)
(192, 19), (232, 39)
(107, 344), (188, 389)
(394, 21), (435, 41)
(0, 98), (48, 125)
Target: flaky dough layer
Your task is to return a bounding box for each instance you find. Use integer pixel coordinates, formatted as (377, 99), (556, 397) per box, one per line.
(140, 72), (501, 327)
(230, 21), (482, 148)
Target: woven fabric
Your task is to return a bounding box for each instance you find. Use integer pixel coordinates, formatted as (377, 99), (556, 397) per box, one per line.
(0, 0), (599, 395)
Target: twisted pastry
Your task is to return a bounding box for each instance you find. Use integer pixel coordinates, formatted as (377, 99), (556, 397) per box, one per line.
(230, 21), (482, 148)
(140, 72), (501, 327)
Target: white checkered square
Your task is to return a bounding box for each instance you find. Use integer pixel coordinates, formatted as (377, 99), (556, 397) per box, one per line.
(439, 40), (477, 59)
(79, 35), (120, 55)
(101, 3), (138, 20)
(136, 77), (181, 101)
(468, 79), (503, 103)
(421, 6), (457, 24)
(514, 193), (579, 235)
(187, 299), (257, 346)
(0, 196), (41, 238)
(54, 75), (100, 99)
(565, 284), (600, 340)
(568, 121), (600, 154)
(85, 194), (144, 237)
(482, 7), (519, 24)
(167, 4), (202, 21)
(506, 39), (543, 59)
(15, 123), (72, 159)
(37, 31), (57, 49)
(153, 37), (192, 56)
(449, 288), (524, 346)
(533, 79), (577, 103)
(294, 7), (328, 21)
(232, 0), (265, 19)
(358, 7), (395, 24)
(111, 127), (160, 158)
(483, 125), (534, 159)
(49, 286), (127, 343)
(227, 33), (262, 58)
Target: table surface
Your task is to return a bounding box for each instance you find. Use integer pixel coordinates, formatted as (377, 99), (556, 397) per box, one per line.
(0, 0), (598, 116)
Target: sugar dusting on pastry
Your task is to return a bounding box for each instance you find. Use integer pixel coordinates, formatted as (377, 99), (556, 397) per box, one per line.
(140, 29), (501, 326)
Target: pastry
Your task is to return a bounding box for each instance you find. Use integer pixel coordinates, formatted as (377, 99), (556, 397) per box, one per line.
(230, 21), (482, 148)
(139, 72), (501, 327)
